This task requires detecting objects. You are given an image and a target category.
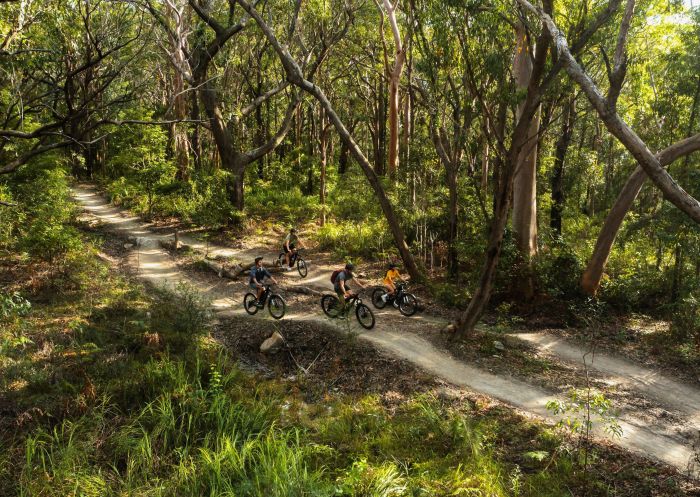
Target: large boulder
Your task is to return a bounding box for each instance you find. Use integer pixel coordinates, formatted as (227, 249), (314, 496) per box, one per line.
(260, 331), (285, 354)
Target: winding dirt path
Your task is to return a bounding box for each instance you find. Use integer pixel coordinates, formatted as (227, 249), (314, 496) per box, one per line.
(72, 184), (700, 476)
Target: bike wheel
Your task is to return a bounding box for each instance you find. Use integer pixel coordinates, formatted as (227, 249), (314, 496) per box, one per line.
(321, 294), (340, 317)
(398, 293), (418, 317)
(371, 288), (387, 309)
(297, 258), (308, 278)
(268, 294), (286, 319)
(244, 293), (259, 315)
(356, 304), (375, 329)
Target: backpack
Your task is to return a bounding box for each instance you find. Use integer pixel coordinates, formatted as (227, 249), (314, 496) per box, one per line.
(330, 269), (343, 284)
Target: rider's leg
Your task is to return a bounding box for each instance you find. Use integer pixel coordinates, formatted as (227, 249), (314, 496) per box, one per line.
(256, 285), (264, 301)
(382, 283), (395, 302)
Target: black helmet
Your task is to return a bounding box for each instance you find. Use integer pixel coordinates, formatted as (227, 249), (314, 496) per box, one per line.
(255, 256), (263, 264)
(388, 262), (397, 269)
(290, 227), (297, 233)
(345, 262), (355, 272)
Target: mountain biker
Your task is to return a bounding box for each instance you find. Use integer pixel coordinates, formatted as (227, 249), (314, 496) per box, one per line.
(382, 262), (404, 304)
(282, 228), (303, 270)
(333, 262), (366, 312)
(249, 256), (278, 301)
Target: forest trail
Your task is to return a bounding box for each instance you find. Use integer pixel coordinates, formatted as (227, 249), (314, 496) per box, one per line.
(72, 184), (700, 477)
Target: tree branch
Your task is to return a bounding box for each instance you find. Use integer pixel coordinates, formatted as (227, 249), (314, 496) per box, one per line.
(517, 0), (700, 224)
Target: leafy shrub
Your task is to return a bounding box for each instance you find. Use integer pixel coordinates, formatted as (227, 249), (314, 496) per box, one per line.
(316, 219), (393, 260)
(536, 245), (585, 300)
(670, 295), (700, 343)
(152, 282), (212, 352)
(14, 166), (83, 261)
(0, 291), (31, 321)
(246, 182), (320, 224)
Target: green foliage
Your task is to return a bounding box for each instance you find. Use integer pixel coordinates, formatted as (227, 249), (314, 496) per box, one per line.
(670, 294), (700, 344)
(0, 291), (31, 321)
(156, 281), (212, 334)
(336, 459), (407, 496)
(536, 244), (585, 300)
(246, 182), (321, 224)
(317, 219), (392, 260)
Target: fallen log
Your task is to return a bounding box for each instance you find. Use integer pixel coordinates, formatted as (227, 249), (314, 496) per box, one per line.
(200, 258), (241, 279)
(285, 286), (323, 296)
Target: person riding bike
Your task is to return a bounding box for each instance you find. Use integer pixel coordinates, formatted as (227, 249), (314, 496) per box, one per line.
(249, 256), (278, 301)
(333, 262), (366, 313)
(282, 228), (304, 270)
(381, 262), (404, 304)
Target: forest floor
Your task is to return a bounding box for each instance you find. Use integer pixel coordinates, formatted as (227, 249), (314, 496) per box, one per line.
(72, 183), (700, 482)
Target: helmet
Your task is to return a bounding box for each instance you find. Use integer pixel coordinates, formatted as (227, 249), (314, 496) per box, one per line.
(388, 262), (397, 269)
(345, 262), (355, 272)
(255, 256), (263, 264)
(290, 227), (297, 233)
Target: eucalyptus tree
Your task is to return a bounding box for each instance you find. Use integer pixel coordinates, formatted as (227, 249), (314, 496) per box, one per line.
(377, 0), (407, 178)
(412, 0), (503, 278)
(237, 0), (422, 280)
(0, 0), (152, 177)
(454, 0), (628, 336)
(580, 4), (700, 294)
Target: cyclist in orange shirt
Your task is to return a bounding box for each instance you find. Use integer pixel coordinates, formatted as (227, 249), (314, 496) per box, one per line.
(381, 263), (403, 304)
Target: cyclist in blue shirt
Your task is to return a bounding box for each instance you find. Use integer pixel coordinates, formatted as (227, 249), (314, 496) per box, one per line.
(249, 256), (278, 301)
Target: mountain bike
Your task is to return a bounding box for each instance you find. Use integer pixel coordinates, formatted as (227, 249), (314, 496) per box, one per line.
(277, 249), (308, 277)
(244, 284), (286, 319)
(320, 291), (375, 329)
(371, 282), (418, 316)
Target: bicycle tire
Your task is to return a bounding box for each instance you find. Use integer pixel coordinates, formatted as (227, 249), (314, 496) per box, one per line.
(321, 294), (340, 317)
(243, 293), (259, 315)
(356, 303), (375, 329)
(371, 287), (387, 309)
(398, 293), (418, 317)
(297, 258), (308, 278)
(268, 294), (286, 319)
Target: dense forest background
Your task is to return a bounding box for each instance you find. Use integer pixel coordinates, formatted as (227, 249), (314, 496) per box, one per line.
(2, 0), (700, 495)
(2, 0), (699, 334)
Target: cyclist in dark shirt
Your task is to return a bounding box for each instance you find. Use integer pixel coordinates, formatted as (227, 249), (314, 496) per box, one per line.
(334, 262), (366, 312)
(249, 256), (278, 301)
(282, 228), (303, 270)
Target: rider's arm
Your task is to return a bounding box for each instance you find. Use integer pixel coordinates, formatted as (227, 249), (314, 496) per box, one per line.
(339, 279), (348, 296)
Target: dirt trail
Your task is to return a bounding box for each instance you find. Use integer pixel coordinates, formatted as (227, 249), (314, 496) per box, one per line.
(72, 184), (699, 476)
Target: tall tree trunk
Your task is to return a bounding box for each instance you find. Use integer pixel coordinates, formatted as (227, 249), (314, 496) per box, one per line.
(447, 167), (459, 277)
(189, 90), (202, 170)
(550, 96), (575, 235)
(671, 243), (684, 302)
(200, 82), (242, 207)
(511, 22), (541, 299)
(381, 0), (405, 179)
(480, 119), (490, 192)
(319, 107), (327, 226)
(339, 139), (349, 174)
(376, 76), (387, 175)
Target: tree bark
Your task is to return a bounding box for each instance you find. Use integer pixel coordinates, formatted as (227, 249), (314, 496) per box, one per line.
(550, 96), (575, 235)
(381, 0), (405, 178)
(512, 22), (540, 261)
(319, 106), (328, 226)
(510, 22), (542, 301)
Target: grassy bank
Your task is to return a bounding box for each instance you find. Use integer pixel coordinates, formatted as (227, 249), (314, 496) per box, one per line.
(0, 236), (692, 496)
